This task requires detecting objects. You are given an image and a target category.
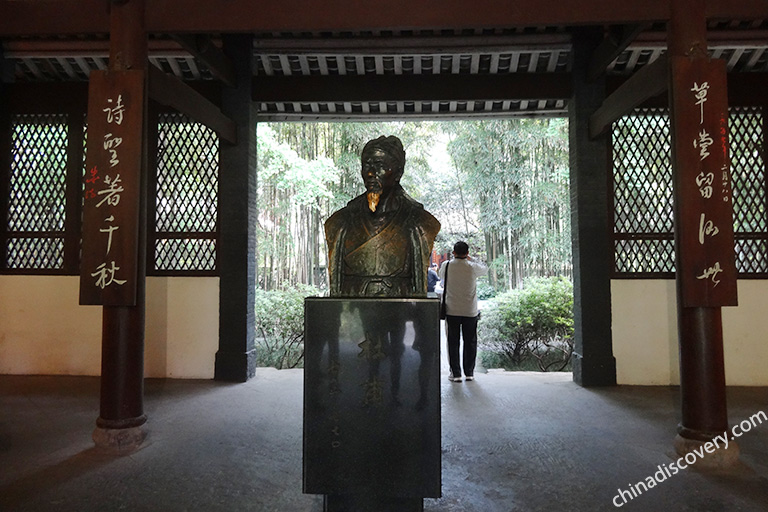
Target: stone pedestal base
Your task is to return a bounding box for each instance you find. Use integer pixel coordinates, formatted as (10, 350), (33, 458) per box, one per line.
(674, 434), (740, 469)
(324, 494), (423, 512)
(303, 298), (441, 504)
(93, 425), (147, 453)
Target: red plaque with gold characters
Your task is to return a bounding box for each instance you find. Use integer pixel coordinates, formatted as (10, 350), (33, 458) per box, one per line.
(79, 70), (145, 306)
(670, 57), (738, 307)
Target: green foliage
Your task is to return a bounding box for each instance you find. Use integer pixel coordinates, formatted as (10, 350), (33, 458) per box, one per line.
(255, 120), (571, 293)
(256, 126), (342, 289)
(433, 230), (486, 260)
(441, 119), (571, 288)
(10, 118), (69, 233)
(478, 276), (573, 371)
(254, 284), (322, 369)
(258, 122), (439, 290)
(258, 125), (340, 205)
(476, 276), (497, 300)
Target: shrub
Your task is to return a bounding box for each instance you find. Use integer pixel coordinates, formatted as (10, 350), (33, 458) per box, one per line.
(255, 284), (321, 369)
(478, 276), (574, 372)
(476, 277), (498, 300)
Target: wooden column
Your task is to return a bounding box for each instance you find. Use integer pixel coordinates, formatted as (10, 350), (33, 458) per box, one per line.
(64, 110), (86, 274)
(569, 28), (617, 387)
(0, 48), (9, 271)
(215, 34), (258, 382)
(668, 0), (738, 459)
(92, 0), (149, 449)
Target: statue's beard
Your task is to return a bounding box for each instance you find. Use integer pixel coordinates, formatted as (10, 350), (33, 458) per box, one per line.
(366, 191), (381, 212)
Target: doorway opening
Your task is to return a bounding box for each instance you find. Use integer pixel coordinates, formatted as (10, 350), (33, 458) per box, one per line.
(253, 119), (573, 375)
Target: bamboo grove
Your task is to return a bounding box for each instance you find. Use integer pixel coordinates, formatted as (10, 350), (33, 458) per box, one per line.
(256, 119), (571, 292)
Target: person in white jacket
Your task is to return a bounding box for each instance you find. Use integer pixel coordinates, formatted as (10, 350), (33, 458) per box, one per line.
(438, 241), (488, 382)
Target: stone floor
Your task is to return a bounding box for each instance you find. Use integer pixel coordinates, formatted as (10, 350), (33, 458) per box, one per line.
(1, 370), (768, 512)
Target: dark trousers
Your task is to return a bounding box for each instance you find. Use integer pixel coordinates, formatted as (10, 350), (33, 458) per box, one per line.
(446, 314), (479, 377)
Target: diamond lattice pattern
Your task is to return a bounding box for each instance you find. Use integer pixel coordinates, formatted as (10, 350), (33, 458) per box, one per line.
(612, 107), (767, 275)
(6, 114), (68, 269)
(154, 113), (218, 271)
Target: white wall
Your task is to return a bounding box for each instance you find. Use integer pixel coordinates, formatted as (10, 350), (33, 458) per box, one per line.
(0, 275), (218, 378)
(4, 275), (765, 384)
(612, 279), (768, 386)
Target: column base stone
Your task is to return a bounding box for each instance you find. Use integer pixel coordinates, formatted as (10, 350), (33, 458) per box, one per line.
(93, 425), (147, 453)
(674, 434), (740, 469)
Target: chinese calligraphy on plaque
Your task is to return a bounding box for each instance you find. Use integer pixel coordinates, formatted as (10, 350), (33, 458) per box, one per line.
(670, 57), (737, 307)
(80, 71), (145, 306)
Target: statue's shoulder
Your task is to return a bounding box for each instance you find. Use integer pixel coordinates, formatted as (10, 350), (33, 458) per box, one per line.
(325, 195), (365, 234)
(401, 192), (441, 235)
(419, 208), (441, 236)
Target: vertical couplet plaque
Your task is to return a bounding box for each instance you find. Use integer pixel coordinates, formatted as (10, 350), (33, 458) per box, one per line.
(670, 57), (738, 308)
(79, 70), (145, 306)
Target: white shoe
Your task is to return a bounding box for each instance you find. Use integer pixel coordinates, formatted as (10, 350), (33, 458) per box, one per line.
(448, 372), (463, 382)
(465, 375), (475, 381)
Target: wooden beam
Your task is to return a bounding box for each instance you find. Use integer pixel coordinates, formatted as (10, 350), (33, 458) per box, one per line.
(146, 0), (765, 33)
(252, 33), (572, 55)
(253, 73), (571, 103)
(171, 34), (236, 87)
(254, 108), (568, 122)
(588, 24), (648, 81)
(3, 33), (572, 58)
(589, 54), (668, 138)
(2, 0), (768, 37)
(148, 64), (236, 144)
(606, 71), (768, 108)
(5, 83), (88, 114)
(3, 39), (188, 59)
(0, 0), (109, 36)
(633, 28), (768, 48)
(5, 71), (765, 121)
(726, 72), (768, 105)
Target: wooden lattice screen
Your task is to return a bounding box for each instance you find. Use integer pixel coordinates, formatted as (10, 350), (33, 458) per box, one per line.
(611, 106), (767, 278)
(3, 112), (219, 276)
(150, 113), (218, 275)
(6, 113), (69, 271)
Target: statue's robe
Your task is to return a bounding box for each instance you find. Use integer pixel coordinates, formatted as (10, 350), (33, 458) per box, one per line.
(325, 186), (440, 297)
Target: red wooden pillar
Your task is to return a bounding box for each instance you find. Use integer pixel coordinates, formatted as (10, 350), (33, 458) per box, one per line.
(667, 0), (739, 463)
(90, 0), (149, 450)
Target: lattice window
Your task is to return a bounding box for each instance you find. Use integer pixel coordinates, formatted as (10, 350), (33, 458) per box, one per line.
(6, 114), (69, 270)
(153, 113), (218, 273)
(612, 107), (767, 277)
(612, 109), (675, 275)
(730, 107), (767, 274)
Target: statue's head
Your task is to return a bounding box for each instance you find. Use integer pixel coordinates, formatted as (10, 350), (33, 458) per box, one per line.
(361, 136), (405, 212)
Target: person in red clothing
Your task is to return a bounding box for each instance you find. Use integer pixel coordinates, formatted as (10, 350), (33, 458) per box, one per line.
(438, 241), (488, 382)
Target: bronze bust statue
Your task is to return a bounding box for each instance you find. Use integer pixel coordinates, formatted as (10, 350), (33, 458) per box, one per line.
(325, 136), (440, 297)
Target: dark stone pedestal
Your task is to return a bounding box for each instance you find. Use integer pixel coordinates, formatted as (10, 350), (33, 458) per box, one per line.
(303, 298), (441, 511)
